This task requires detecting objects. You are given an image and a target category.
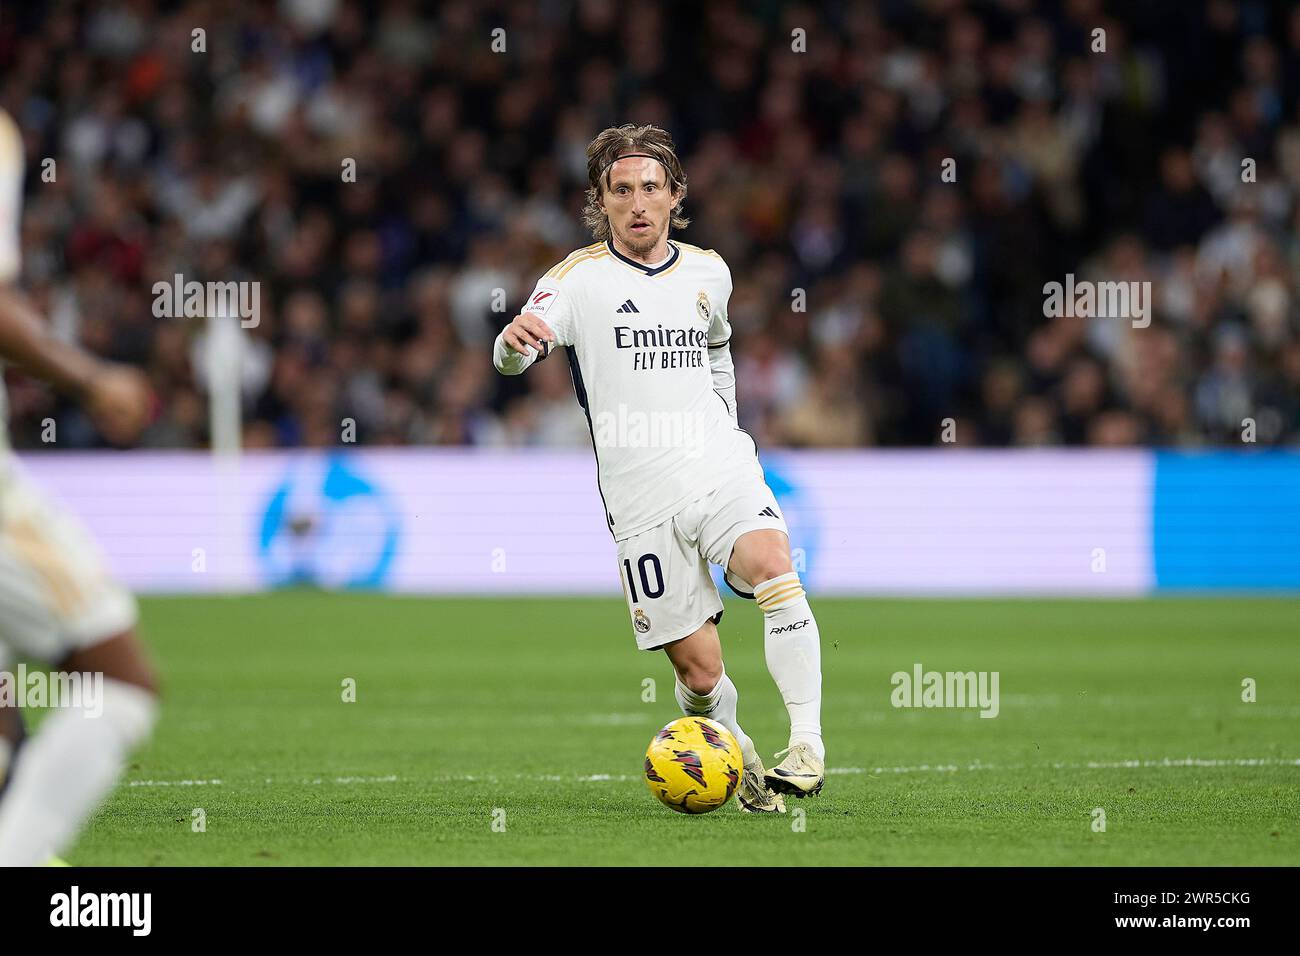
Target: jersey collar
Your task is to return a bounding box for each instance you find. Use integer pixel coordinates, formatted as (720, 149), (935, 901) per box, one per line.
(606, 239), (680, 276)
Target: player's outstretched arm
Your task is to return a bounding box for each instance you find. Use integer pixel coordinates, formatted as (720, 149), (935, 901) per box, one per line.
(492, 310), (556, 375)
(0, 285), (151, 445)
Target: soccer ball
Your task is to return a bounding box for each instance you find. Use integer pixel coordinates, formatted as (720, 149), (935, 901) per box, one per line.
(643, 716), (743, 814)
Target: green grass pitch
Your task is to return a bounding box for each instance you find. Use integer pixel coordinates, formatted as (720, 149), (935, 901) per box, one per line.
(55, 594), (1300, 866)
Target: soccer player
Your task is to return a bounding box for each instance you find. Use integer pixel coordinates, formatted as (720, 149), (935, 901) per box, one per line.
(494, 125), (824, 811)
(0, 107), (158, 865)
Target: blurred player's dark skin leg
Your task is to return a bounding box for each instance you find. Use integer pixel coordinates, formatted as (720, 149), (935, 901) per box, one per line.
(663, 621), (723, 695)
(0, 704), (22, 749)
(0, 707), (21, 775)
(58, 631), (158, 695)
(728, 529), (794, 588)
(0, 678), (24, 797)
(0, 632), (154, 798)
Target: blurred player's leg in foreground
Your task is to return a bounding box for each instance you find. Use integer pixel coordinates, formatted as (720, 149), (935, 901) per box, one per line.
(729, 529), (825, 797)
(0, 637), (155, 867)
(0, 683), (23, 796)
(0, 470), (158, 866)
(663, 622), (784, 813)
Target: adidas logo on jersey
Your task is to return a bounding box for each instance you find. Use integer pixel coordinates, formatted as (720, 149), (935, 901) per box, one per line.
(758, 506), (780, 519)
(615, 299), (640, 313)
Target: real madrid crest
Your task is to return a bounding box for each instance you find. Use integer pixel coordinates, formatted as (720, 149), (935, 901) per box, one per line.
(634, 607), (652, 633)
(696, 290), (711, 323)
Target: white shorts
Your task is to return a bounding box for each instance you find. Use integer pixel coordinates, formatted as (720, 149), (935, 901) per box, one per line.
(616, 474), (789, 651)
(0, 465), (138, 669)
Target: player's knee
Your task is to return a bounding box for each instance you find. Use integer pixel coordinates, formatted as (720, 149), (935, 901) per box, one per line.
(750, 552), (795, 587)
(115, 670), (159, 697)
(101, 654), (160, 698)
(731, 531), (794, 587)
(61, 631), (160, 697)
(676, 658), (723, 696)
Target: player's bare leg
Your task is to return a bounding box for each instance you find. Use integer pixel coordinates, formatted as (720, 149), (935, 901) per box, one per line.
(729, 529), (825, 797)
(0, 631), (157, 866)
(662, 620), (784, 813)
(0, 680), (23, 797)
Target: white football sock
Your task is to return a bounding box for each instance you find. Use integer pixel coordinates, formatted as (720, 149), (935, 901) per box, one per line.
(0, 678), (156, 866)
(674, 669), (759, 767)
(755, 572), (824, 761)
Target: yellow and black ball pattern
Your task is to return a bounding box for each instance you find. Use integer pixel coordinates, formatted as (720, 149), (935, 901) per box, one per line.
(644, 716), (742, 814)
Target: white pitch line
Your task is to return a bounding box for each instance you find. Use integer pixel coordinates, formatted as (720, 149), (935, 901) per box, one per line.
(123, 757), (1298, 789)
(1076, 757), (1300, 770)
(827, 757), (1300, 775)
(127, 779), (223, 787)
(127, 775), (401, 788)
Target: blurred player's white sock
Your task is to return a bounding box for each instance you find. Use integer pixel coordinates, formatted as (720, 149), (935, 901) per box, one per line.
(0, 678), (156, 866)
(674, 669), (759, 767)
(755, 572), (824, 761)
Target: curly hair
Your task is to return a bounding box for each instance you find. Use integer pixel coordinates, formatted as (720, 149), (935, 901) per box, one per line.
(581, 124), (690, 241)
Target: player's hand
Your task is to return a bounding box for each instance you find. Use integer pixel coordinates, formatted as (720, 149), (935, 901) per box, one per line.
(85, 363), (152, 446)
(502, 311), (555, 356)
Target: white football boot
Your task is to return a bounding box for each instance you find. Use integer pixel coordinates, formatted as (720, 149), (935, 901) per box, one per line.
(735, 755), (785, 814)
(765, 743), (825, 797)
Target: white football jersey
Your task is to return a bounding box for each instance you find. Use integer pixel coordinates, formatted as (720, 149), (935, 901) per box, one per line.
(0, 108), (23, 459)
(494, 239), (763, 540)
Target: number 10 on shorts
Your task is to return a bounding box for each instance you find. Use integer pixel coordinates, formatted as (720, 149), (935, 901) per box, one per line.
(623, 553), (665, 602)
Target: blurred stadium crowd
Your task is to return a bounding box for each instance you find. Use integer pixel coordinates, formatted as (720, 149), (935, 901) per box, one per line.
(1, 0), (1299, 450)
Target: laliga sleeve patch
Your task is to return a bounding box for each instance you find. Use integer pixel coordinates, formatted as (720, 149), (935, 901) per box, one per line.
(525, 287), (559, 319)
